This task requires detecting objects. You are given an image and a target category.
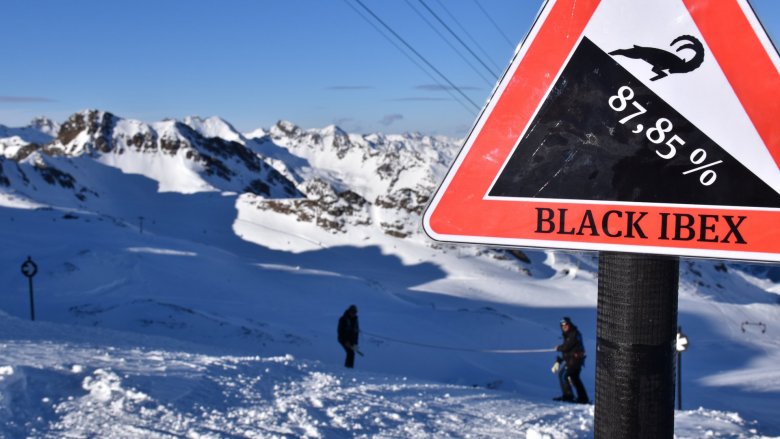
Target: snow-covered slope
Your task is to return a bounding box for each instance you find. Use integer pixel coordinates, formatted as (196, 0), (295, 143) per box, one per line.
(0, 313), (766, 438)
(0, 112), (778, 437)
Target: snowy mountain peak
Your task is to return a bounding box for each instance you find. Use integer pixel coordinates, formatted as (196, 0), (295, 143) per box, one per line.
(0, 110), (303, 198)
(270, 120), (302, 138)
(30, 116), (60, 137)
(55, 109), (118, 154)
(0, 120), (55, 160)
(1, 110), (457, 238)
(243, 127), (266, 140)
(182, 115), (245, 144)
(322, 124), (348, 137)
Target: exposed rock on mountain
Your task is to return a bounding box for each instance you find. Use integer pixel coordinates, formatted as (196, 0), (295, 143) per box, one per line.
(243, 120), (456, 239)
(1, 110), (304, 199)
(0, 110), (457, 244)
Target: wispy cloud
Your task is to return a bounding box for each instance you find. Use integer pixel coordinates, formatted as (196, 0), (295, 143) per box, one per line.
(0, 96), (56, 103)
(379, 114), (403, 126)
(415, 84), (480, 92)
(326, 86), (373, 90)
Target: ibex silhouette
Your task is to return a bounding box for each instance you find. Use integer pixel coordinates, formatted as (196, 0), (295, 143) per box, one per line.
(609, 35), (705, 81)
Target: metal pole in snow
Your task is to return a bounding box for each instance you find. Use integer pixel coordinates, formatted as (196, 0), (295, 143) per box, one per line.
(595, 252), (679, 438)
(676, 326), (689, 411)
(21, 256), (38, 321)
(677, 341), (682, 410)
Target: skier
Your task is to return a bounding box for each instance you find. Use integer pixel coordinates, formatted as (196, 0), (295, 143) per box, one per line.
(553, 316), (590, 404)
(337, 304), (360, 368)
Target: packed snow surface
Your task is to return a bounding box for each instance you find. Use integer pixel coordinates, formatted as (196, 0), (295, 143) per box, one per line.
(0, 316), (773, 438)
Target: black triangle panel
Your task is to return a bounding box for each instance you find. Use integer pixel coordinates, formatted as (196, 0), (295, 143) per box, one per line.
(488, 37), (780, 208)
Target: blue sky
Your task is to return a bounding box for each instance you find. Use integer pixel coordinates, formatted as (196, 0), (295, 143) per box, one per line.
(1, 0), (778, 137)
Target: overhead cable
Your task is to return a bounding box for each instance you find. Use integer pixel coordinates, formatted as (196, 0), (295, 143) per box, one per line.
(341, 0), (476, 114)
(432, 0), (503, 73)
(417, 0), (499, 81)
(351, 0), (482, 112)
(471, 0), (516, 50)
(402, 0), (495, 88)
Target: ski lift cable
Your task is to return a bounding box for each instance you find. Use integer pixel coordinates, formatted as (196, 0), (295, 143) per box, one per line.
(341, 0), (446, 96)
(361, 330), (556, 354)
(432, 0), (504, 72)
(342, 0), (478, 114)
(417, 0), (499, 80)
(350, 0), (483, 112)
(402, 0), (496, 87)
(471, 0), (515, 50)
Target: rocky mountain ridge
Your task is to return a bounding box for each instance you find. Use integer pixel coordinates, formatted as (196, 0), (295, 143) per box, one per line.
(0, 110), (458, 240)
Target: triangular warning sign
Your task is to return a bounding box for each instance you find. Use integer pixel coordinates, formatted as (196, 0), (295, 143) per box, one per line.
(423, 0), (780, 262)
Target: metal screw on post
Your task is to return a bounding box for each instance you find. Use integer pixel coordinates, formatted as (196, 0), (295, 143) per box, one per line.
(20, 256), (38, 321)
(676, 326), (689, 410)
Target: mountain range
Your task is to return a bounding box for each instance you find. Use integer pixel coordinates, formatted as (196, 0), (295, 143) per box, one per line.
(0, 109), (458, 242)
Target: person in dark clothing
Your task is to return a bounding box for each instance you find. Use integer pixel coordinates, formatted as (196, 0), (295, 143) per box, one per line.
(337, 305), (360, 368)
(554, 316), (589, 404)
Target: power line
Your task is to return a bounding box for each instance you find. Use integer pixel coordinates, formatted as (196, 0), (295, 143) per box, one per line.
(471, 0), (515, 50)
(417, 0), (499, 81)
(351, 0), (483, 112)
(341, 0), (477, 114)
(432, 0), (503, 73)
(402, 0), (496, 88)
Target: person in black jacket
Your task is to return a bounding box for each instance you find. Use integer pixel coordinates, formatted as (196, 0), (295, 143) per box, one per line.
(337, 305), (360, 368)
(553, 316), (589, 403)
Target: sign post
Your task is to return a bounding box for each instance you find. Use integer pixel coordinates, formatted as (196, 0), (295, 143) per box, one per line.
(422, 0), (778, 437)
(596, 253), (678, 437)
(21, 256), (38, 321)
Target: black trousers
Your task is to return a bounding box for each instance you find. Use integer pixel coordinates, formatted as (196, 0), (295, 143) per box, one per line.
(559, 362), (588, 402)
(342, 344), (355, 368)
